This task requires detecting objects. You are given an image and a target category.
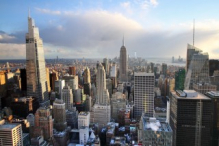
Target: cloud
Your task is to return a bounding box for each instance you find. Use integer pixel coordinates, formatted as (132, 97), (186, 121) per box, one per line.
(35, 8), (61, 15)
(0, 43), (25, 59)
(134, 0), (159, 9)
(1, 9), (219, 59)
(150, 0), (158, 7)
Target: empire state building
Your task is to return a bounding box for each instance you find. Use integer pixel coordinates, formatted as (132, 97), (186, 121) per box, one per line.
(119, 37), (128, 82)
(26, 13), (49, 106)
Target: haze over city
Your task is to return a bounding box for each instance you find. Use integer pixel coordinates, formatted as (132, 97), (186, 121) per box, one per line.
(1, 0), (219, 59)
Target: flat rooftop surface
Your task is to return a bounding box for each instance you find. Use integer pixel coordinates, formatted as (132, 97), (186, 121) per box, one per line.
(0, 123), (20, 131)
(134, 72), (154, 76)
(173, 90), (210, 100)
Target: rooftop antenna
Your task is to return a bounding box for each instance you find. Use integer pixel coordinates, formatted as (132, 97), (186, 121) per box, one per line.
(28, 8), (30, 18)
(193, 19), (195, 46)
(123, 34), (125, 46)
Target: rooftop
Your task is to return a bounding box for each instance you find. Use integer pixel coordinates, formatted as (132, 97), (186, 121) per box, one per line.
(206, 91), (219, 98)
(0, 123), (20, 131)
(78, 111), (89, 116)
(134, 72), (154, 76)
(142, 117), (172, 132)
(174, 90), (210, 100)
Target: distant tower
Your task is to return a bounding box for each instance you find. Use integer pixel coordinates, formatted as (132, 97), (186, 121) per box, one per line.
(26, 12), (49, 106)
(83, 67), (91, 84)
(96, 63), (109, 105)
(119, 36), (128, 82)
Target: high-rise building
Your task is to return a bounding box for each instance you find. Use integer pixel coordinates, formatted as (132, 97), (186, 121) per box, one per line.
(209, 60), (219, 76)
(34, 107), (53, 140)
(79, 126), (89, 145)
(185, 44), (210, 89)
(69, 66), (76, 76)
(66, 107), (78, 129)
(162, 63), (167, 77)
(0, 123), (23, 146)
(205, 91), (219, 146)
(0, 71), (6, 98)
(119, 37), (128, 82)
(96, 63), (109, 105)
(53, 99), (67, 131)
(46, 68), (51, 92)
(103, 58), (109, 77)
(20, 69), (27, 92)
(138, 116), (172, 146)
(61, 85), (73, 110)
(55, 79), (65, 98)
(83, 67), (91, 84)
(26, 14), (49, 106)
(134, 72), (154, 119)
(63, 75), (78, 90)
(93, 104), (111, 128)
(50, 70), (59, 91)
(175, 68), (185, 91)
(78, 112), (90, 128)
(170, 90), (211, 146)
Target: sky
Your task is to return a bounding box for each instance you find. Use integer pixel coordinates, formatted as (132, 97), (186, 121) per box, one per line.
(0, 0), (219, 59)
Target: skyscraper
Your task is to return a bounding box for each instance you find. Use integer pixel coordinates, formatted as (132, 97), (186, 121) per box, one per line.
(83, 67), (91, 84)
(34, 107), (53, 140)
(96, 63), (109, 105)
(103, 58), (109, 77)
(134, 72), (154, 119)
(119, 37), (128, 82)
(26, 14), (49, 106)
(0, 123), (23, 146)
(175, 68), (185, 91)
(53, 99), (67, 131)
(61, 85), (73, 110)
(170, 90), (211, 146)
(185, 44), (210, 89)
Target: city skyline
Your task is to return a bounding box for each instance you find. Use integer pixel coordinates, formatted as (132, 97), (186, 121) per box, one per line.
(1, 0), (219, 59)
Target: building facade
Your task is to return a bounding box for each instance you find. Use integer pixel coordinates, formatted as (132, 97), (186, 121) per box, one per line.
(170, 90), (212, 146)
(134, 72), (155, 119)
(119, 37), (128, 82)
(26, 14), (49, 106)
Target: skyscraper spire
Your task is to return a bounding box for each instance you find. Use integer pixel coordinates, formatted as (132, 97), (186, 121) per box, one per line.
(123, 34), (125, 46)
(28, 8), (30, 18)
(193, 19), (195, 46)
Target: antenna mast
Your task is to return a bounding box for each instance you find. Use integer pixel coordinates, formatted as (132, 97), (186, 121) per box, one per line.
(193, 19), (195, 46)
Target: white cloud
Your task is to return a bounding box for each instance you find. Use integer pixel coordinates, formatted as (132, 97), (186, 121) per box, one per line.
(0, 43), (25, 59)
(150, 0), (158, 7)
(35, 8), (61, 15)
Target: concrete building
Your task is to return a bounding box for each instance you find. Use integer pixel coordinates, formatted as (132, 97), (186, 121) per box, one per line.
(170, 90), (212, 146)
(63, 74), (78, 90)
(162, 63), (167, 77)
(69, 66), (76, 76)
(93, 104), (111, 128)
(61, 85), (73, 110)
(55, 79), (65, 98)
(46, 68), (51, 92)
(111, 92), (126, 121)
(134, 72), (155, 119)
(66, 107), (78, 129)
(79, 126), (89, 145)
(53, 99), (67, 131)
(26, 14), (49, 106)
(33, 107), (53, 141)
(83, 67), (91, 84)
(138, 116), (172, 146)
(119, 37), (128, 82)
(103, 58), (109, 77)
(78, 112), (90, 128)
(0, 123), (23, 146)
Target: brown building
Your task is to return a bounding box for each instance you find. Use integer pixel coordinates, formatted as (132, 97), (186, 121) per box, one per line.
(69, 66), (76, 76)
(50, 70), (59, 91)
(0, 71), (7, 97)
(32, 107), (53, 140)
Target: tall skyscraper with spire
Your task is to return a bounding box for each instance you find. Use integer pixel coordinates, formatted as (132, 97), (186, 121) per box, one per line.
(96, 63), (109, 105)
(26, 12), (49, 106)
(119, 36), (128, 82)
